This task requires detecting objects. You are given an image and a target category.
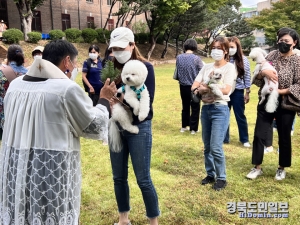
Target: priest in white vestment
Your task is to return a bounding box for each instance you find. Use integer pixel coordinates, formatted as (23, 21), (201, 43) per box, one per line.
(0, 40), (116, 225)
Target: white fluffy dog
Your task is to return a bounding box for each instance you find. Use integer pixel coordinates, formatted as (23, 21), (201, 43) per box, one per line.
(202, 69), (224, 99)
(109, 60), (150, 152)
(249, 47), (278, 113)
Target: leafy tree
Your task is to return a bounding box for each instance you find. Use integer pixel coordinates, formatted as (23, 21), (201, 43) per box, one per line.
(199, 3), (241, 52)
(240, 36), (258, 51)
(225, 17), (253, 38)
(144, 0), (193, 60)
(13, 0), (47, 41)
(247, 0), (300, 45)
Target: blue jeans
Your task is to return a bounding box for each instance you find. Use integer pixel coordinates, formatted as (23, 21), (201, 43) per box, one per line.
(109, 120), (160, 218)
(224, 89), (249, 143)
(201, 104), (229, 180)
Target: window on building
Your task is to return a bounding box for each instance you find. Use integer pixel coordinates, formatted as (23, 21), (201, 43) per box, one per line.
(87, 16), (94, 28)
(108, 19), (114, 31)
(107, 0), (112, 5)
(62, 14), (71, 31)
(32, 11), (42, 32)
(86, 0), (93, 2)
(0, 0), (8, 28)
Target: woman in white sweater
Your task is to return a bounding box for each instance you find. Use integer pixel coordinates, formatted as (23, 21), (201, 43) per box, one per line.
(192, 36), (237, 191)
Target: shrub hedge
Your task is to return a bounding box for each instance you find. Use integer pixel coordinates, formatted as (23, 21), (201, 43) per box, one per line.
(2, 29), (24, 44)
(64, 28), (82, 42)
(49, 29), (65, 40)
(27, 31), (42, 43)
(96, 28), (111, 43)
(82, 28), (97, 43)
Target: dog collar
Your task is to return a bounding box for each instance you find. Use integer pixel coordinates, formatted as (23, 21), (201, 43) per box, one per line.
(121, 85), (145, 100)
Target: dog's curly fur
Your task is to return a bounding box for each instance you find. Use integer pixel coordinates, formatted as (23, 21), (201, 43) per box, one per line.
(109, 60), (150, 152)
(202, 68), (224, 99)
(249, 47), (279, 113)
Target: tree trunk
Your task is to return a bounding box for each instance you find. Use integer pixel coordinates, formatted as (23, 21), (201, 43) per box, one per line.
(15, 1), (33, 41)
(22, 16), (32, 41)
(175, 38), (179, 56)
(146, 35), (156, 60)
(161, 40), (168, 58)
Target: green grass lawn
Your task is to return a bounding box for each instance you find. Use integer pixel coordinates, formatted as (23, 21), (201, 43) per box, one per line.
(77, 58), (300, 225)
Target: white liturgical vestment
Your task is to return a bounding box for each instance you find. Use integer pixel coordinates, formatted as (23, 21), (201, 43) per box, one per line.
(0, 58), (109, 224)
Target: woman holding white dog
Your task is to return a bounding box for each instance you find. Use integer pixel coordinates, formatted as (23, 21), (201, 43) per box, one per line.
(192, 37), (237, 191)
(108, 27), (159, 225)
(176, 38), (203, 134)
(224, 36), (251, 147)
(246, 27), (300, 180)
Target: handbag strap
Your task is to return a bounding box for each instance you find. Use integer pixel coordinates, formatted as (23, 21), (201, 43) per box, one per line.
(0, 65), (17, 82)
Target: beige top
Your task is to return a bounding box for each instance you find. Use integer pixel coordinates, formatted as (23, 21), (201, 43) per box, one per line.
(195, 62), (237, 105)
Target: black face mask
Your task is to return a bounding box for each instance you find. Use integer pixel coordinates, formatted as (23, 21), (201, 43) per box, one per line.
(278, 42), (292, 53)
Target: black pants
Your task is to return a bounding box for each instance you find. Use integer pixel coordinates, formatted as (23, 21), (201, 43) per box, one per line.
(252, 96), (295, 167)
(89, 93), (100, 106)
(179, 84), (200, 131)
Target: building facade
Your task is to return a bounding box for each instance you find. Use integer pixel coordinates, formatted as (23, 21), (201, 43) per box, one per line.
(240, 0), (282, 46)
(0, 0), (145, 33)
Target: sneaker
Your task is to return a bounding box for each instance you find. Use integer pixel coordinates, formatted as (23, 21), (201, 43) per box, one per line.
(213, 179), (227, 191)
(264, 146), (273, 154)
(191, 130), (196, 135)
(180, 127), (188, 132)
(246, 168), (263, 179)
(201, 176), (215, 185)
(243, 142), (251, 148)
(275, 168), (286, 180)
(291, 130), (294, 136)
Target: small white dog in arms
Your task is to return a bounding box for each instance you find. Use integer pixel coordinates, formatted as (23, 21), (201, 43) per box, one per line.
(249, 47), (279, 113)
(202, 68), (224, 99)
(109, 60), (150, 152)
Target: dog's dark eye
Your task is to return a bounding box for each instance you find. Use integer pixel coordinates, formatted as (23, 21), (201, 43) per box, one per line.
(132, 74), (135, 76)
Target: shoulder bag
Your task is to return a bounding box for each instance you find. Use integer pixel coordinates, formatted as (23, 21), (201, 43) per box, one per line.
(281, 94), (300, 112)
(173, 67), (178, 80)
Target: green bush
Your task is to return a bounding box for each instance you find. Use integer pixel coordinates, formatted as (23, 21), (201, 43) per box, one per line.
(132, 21), (147, 33)
(64, 28), (82, 42)
(27, 31), (42, 43)
(49, 29), (65, 40)
(82, 28), (97, 43)
(136, 33), (148, 44)
(156, 33), (164, 45)
(195, 37), (205, 44)
(74, 36), (84, 43)
(2, 28), (23, 44)
(96, 28), (111, 43)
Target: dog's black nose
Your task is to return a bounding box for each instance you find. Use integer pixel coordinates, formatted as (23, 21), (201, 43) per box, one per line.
(126, 77), (130, 81)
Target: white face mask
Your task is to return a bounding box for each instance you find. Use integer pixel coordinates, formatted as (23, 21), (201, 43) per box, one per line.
(113, 50), (132, 64)
(89, 53), (98, 60)
(70, 68), (78, 81)
(229, 48), (237, 56)
(34, 55), (42, 60)
(68, 59), (78, 81)
(211, 49), (224, 61)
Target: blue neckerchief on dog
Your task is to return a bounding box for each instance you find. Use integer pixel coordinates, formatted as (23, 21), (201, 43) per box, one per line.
(121, 84), (145, 100)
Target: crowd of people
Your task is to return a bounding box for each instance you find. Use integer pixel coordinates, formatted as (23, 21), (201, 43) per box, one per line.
(0, 26), (299, 224)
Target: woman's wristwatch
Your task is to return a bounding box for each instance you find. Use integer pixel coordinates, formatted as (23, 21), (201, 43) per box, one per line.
(246, 89), (251, 94)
